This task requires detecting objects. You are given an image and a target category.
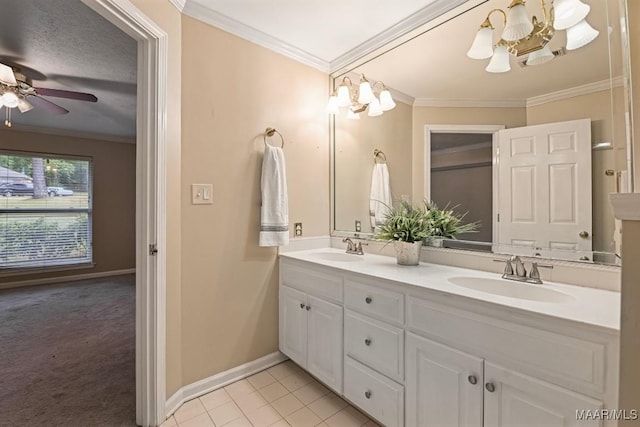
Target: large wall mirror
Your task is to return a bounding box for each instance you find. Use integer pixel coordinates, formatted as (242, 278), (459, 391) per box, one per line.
(331, 0), (633, 266)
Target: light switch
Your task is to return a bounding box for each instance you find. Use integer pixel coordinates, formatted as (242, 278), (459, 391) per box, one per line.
(192, 184), (213, 205)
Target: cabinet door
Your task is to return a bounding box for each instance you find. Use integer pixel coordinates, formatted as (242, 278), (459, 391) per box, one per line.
(307, 295), (343, 393)
(279, 286), (308, 368)
(484, 362), (603, 427)
(406, 333), (483, 427)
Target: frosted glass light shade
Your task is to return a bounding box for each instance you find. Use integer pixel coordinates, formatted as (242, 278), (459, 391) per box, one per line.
(526, 45), (554, 65)
(17, 98), (34, 113)
(337, 85), (351, 107)
(467, 27), (494, 59)
(554, 0), (590, 30)
(326, 95), (339, 115)
(346, 109), (360, 120)
(0, 63), (17, 86)
(379, 89), (396, 111)
(486, 45), (511, 73)
(1, 92), (19, 108)
(367, 98), (383, 117)
(358, 80), (375, 105)
(502, 3), (534, 41)
(565, 19), (599, 50)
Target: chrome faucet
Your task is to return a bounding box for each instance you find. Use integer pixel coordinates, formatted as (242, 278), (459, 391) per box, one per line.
(495, 255), (553, 285)
(343, 238), (366, 255)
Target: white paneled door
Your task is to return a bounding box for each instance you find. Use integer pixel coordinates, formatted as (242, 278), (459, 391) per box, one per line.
(307, 295), (343, 393)
(279, 285), (308, 367)
(496, 119), (592, 260)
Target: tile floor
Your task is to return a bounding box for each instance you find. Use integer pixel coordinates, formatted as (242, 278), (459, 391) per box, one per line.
(162, 361), (381, 427)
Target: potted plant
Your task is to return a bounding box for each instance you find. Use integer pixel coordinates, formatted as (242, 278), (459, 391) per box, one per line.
(375, 201), (432, 265)
(425, 201), (479, 247)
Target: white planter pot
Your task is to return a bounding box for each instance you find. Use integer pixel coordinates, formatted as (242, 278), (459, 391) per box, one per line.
(393, 241), (423, 265)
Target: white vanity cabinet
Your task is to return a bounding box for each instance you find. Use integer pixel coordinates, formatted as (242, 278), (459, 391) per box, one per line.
(279, 261), (343, 393)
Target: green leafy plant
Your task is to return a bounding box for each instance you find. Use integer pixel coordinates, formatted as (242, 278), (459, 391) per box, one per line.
(425, 201), (479, 238)
(375, 201), (433, 243)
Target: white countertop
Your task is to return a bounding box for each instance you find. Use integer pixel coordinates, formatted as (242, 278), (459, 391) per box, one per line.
(280, 248), (620, 332)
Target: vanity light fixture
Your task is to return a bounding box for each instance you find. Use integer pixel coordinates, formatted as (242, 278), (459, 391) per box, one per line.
(466, 0), (598, 73)
(327, 74), (396, 119)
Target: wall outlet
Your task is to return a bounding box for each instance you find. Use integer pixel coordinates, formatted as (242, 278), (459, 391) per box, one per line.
(355, 220), (361, 232)
(192, 184), (213, 205)
(294, 222), (302, 237)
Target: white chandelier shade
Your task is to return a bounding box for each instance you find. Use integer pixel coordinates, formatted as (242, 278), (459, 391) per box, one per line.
(554, 0), (591, 30)
(565, 19), (599, 50)
(467, 27), (495, 59)
(327, 74), (396, 119)
(526, 44), (555, 65)
(486, 44), (511, 73)
(502, 2), (534, 41)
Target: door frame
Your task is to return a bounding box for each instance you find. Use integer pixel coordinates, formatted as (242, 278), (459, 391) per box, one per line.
(424, 124), (504, 244)
(82, 1), (167, 425)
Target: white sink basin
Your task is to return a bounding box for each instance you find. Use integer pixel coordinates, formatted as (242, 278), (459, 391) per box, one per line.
(448, 276), (575, 303)
(310, 252), (364, 262)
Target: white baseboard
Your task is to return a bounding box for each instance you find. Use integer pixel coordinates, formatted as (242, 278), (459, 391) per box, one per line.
(279, 236), (331, 253)
(0, 268), (136, 290)
(165, 351), (288, 418)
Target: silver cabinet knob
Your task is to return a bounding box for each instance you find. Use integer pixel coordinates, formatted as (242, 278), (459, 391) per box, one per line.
(468, 375), (477, 385)
(579, 231), (589, 239)
(305, 305), (311, 311)
(299, 303), (305, 309)
(364, 338), (372, 346)
(365, 296), (372, 304)
(485, 382), (496, 393)
(364, 390), (372, 399)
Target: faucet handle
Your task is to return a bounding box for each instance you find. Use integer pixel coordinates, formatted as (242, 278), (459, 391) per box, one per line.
(512, 256), (526, 277)
(529, 262), (540, 280)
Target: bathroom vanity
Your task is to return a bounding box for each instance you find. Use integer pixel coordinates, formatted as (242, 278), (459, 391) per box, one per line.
(278, 248), (620, 427)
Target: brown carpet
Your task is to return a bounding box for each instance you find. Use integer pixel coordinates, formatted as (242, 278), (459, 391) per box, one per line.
(0, 275), (136, 427)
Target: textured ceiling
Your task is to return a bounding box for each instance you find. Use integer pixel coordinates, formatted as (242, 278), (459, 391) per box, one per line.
(0, 0), (137, 140)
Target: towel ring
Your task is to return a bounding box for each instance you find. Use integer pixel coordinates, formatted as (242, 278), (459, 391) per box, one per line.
(373, 149), (387, 164)
(264, 127), (284, 148)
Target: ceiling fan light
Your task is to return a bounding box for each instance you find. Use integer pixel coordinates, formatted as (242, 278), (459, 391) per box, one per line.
(526, 45), (555, 65)
(486, 45), (511, 73)
(565, 19), (599, 50)
(554, 0), (590, 30)
(379, 89), (396, 111)
(358, 78), (375, 105)
(1, 92), (19, 108)
(336, 84), (351, 107)
(0, 63), (17, 86)
(326, 95), (339, 115)
(502, 2), (534, 41)
(367, 97), (384, 117)
(467, 27), (494, 59)
(17, 98), (34, 113)
(346, 109), (360, 120)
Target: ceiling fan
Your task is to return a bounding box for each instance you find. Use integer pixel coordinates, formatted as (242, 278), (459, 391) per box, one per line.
(0, 61), (98, 127)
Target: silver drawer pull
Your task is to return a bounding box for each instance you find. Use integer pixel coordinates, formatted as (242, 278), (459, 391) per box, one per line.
(468, 375), (477, 385)
(365, 296), (372, 304)
(364, 390), (372, 399)
(364, 338), (372, 346)
(485, 382), (495, 393)
(305, 305), (311, 311)
(299, 303), (305, 309)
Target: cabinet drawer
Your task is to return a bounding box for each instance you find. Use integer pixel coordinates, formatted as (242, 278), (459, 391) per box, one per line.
(344, 279), (404, 325)
(345, 310), (404, 382)
(344, 357), (404, 427)
(280, 261), (342, 303)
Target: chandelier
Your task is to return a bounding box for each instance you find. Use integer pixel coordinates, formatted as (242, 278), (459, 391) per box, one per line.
(466, 0), (599, 72)
(327, 74), (396, 120)
(0, 64), (33, 127)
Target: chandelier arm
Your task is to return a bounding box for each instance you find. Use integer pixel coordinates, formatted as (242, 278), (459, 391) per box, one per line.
(482, 8), (507, 29)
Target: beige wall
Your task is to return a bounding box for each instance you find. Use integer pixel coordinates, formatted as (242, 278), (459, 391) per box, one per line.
(179, 16), (329, 385)
(527, 88), (625, 254)
(128, 0), (184, 396)
(334, 100), (412, 232)
(411, 106), (527, 201)
(0, 130), (135, 283)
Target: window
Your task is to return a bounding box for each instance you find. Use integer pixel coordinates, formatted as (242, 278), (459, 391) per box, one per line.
(0, 152), (92, 270)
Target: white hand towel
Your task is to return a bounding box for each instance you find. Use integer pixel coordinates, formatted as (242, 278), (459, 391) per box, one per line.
(370, 163), (392, 230)
(260, 144), (289, 247)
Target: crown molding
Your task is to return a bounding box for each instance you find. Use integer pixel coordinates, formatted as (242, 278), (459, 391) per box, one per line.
(181, 0), (330, 72)
(610, 193), (640, 221)
(527, 76), (625, 107)
(414, 98), (526, 108)
(0, 124), (136, 144)
(390, 88), (415, 107)
(329, 0), (470, 74)
(168, 0), (186, 12)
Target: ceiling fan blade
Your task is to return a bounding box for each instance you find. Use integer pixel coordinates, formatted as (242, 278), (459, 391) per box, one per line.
(34, 87), (97, 102)
(29, 95), (69, 114)
(0, 62), (17, 86)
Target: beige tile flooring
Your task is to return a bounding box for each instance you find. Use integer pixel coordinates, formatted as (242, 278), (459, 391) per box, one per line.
(162, 361), (381, 427)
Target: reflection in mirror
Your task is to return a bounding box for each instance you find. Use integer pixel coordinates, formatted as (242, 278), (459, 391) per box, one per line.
(331, 0), (631, 266)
